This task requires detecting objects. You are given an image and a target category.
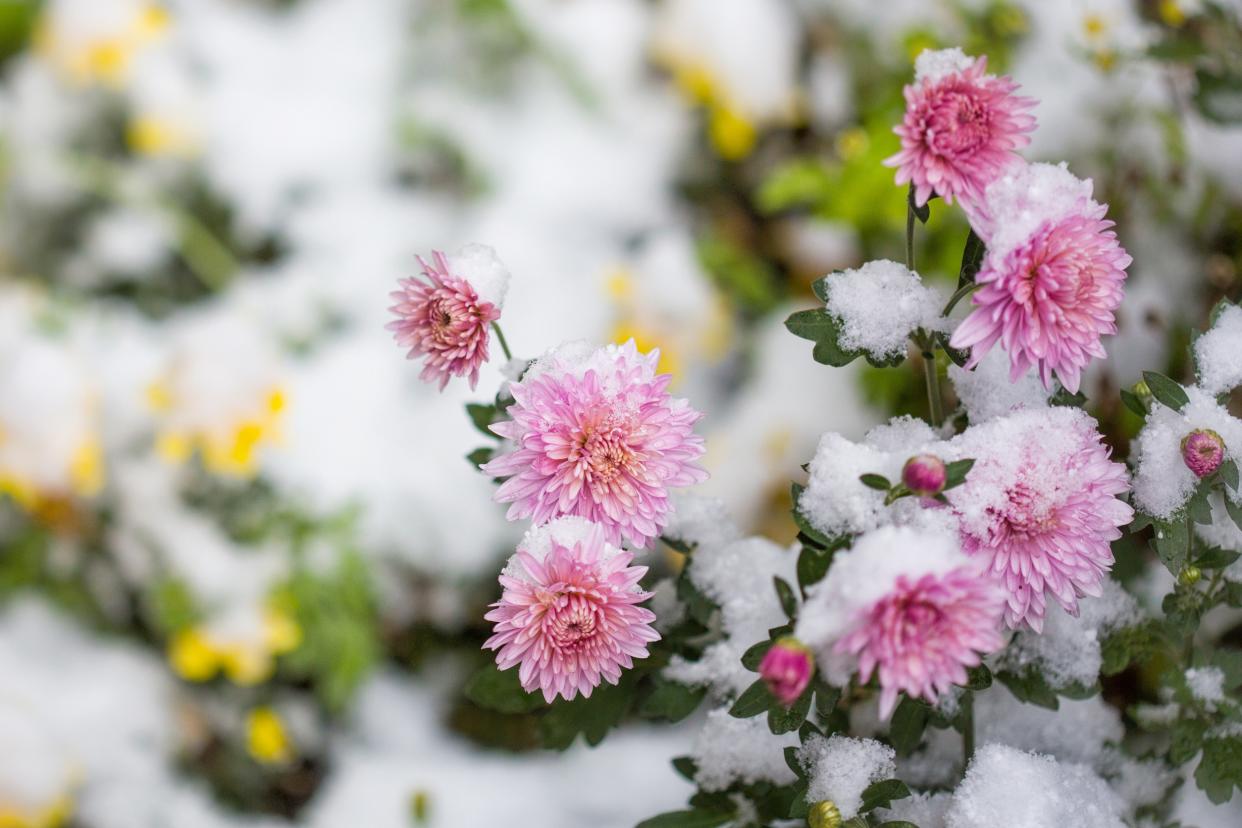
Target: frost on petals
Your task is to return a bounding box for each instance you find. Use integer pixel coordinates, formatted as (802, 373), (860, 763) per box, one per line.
(482, 340), (708, 548)
(483, 518), (660, 703)
(795, 526), (1005, 717)
(387, 247), (508, 390)
(885, 48), (1036, 207)
(950, 162), (1131, 393)
(947, 407), (1133, 631)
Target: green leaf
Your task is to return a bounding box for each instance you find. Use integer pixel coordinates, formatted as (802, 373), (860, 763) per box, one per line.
(1189, 485), (1214, 526)
(635, 810), (733, 828)
(465, 662), (547, 714)
(888, 696), (929, 756)
(774, 577), (799, 620)
(860, 474), (892, 491)
(996, 669), (1059, 710)
(784, 308), (859, 368)
(1153, 517), (1191, 574)
(1171, 718), (1208, 765)
(1050, 386), (1088, 408)
(784, 745), (805, 778)
(1221, 460), (1240, 494)
(677, 572), (718, 627)
(1163, 587), (1203, 639)
(958, 229), (986, 286)
(730, 679), (774, 718)
(1194, 68), (1242, 125)
(1226, 496), (1242, 533)
(1196, 547), (1241, 570)
(768, 685), (814, 734)
(1101, 621), (1164, 676)
(742, 639), (776, 672)
(860, 778), (911, 812)
(466, 446), (494, 468)
(671, 756), (698, 781)
(908, 186), (931, 224)
(962, 664), (993, 691)
(1195, 735), (1242, 803)
(791, 483), (834, 549)
(944, 459), (975, 490)
(812, 276), (831, 304)
(539, 679), (632, 749)
(757, 159), (835, 214)
(639, 678), (706, 723)
(1120, 388), (1148, 417)
(465, 402), (498, 436)
(797, 544), (835, 592)
(1142, 371), (1190, 412)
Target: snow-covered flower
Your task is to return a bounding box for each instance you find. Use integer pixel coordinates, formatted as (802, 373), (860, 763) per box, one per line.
(948, 407), (1133, 631)
(759, 638), (814, 706)
(484, 518), (660, 703)
(387, 246), (510, 391)
(796, 527), (1005, 717)
(483, 340), (708, 548)
(885, 48), (1036, 207)
(1182, 429), (1225, 479)
(950, 162), (1131, 393)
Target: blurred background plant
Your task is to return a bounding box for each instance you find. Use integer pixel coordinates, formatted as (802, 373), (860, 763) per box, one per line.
(0, 0), (1240, 826)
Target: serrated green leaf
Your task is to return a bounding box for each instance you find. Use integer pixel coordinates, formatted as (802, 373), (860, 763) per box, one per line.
(730, 679), (774, 718)
(1143, 371), (1190, 412)
(1172, 718), (1208, 765)
(1195, 735), (1242, 803)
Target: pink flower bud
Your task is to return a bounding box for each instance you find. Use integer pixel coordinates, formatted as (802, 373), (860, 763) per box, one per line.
(1182, 429), (1225, 479)
(902, 454), (947, 497)
(758, 638), (814, 706)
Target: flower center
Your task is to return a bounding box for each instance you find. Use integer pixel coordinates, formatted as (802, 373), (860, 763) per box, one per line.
(544, 594), (600, 652)
(573, 418), (637, 485)
(999, 482), (1057, 538)
(928, 90), (990, 155)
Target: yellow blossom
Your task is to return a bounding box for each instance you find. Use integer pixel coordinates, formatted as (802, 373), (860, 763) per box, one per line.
(245, 707), (293, 765)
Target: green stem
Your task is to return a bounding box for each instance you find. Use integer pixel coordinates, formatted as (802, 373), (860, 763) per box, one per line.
(942, 281), (981, 316)
(905, 196), (916, 273)
(961, 690), (976, 770)
(923, 341), (944, 427)
(491, 322), (514, 361)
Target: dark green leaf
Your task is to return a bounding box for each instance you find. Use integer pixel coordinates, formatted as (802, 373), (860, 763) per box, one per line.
(539, 679), (631, 749)
(464, 663), (546, 714)
(1196, 547), (1241, 570)
(1221, 460), (1240, 494)
(742, 639), (775, 672)
(639, 678), (706, 723)
(1226, 496), (1242, 533)
(730, 679), (774, 718)
(812, 276), (831, 304)
(962, 664), (993, 690)
(1153, 518), (1191, 573)
(791, 483), (834, 549)
(888, 696), (928, 756)
(671, 756), (698, 781)
(1194, 68), (1242, 125)
(465, 402), (498, 437)
(860, 779), (911, 813)
(798, 544), (835, 592)
(996, 669), (1059, 710)
(1171, 718), (1208, 765)
(784, 745), (805, 778)
(768, 685), (813, 734)
(784, 308), (860, 367)
(860, 474), (891, 491)
(635, 810), (733, 828)
(1143, 371), (1190, 412)
(958, 228), (986, 286)
(1120, 388), (1148, 417)
(908, 186), (931, 224)
(466, 447), (494, 468)
(944, 459), (974, 490)
(1101, 621), (1164, 676)
(1050, 386), (1088, 408)
(677, 572), (718, 626)
(1195, 735), (1242, 803)
(774, 577), (799, 620)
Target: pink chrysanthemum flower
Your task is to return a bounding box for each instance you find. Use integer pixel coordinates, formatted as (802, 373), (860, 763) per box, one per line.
(482, 340), (708, 548)
(885, 48), (1036, 208)
(947, 407), (1133, 631)
(837, 567), (1006, 718)
(794, 527), (1004, 719)
(387, 245), (510, 390)
(484, 518), (660, 702)
(950, 162), (1132, 393)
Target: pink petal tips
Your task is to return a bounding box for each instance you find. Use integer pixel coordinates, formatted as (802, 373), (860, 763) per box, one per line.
(484, 518), (661, 703)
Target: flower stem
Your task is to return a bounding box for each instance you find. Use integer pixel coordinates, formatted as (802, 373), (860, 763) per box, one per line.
(942, 281), (981, 316)
(961, 690), (976, 770)
(905, 195), (917, 274)
(922, 340), (944, 427)
(491, 322), (514, 361)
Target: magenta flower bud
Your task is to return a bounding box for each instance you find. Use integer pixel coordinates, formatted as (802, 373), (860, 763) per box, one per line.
(758, 638), (814, 706)
(1182, 429), (1225, 479)
(902, 454), (947, 496)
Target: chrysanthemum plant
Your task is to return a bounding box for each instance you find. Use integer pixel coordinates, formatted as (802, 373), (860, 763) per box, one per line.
(392, 48), (1242, 828)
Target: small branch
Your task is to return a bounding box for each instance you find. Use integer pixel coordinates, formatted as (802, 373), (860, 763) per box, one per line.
(961, 690), (976, 770)
(491, 322), (514, 361)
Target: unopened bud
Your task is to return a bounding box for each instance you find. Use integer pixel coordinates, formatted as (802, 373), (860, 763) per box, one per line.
(1181, 429), (1225, 479)
(1179, 565), (1202, 587)
(902, 454), (947, 497)
(758, 638), (814, 706)
(808, 799), (843, 828)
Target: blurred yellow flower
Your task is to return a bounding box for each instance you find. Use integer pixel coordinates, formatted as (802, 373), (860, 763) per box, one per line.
(168, 606), (300, 686)
(127, 116), (200, 158)
(0, 795), (73, 828)
(34, 1), (170, 87)
(149, 379), (287, 479)
(245, 707), (293, 765)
